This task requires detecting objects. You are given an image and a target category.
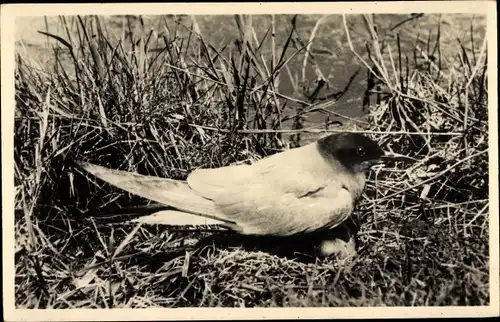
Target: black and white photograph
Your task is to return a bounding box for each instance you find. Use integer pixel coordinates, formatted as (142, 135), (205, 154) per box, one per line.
(2, 1), (498, 320)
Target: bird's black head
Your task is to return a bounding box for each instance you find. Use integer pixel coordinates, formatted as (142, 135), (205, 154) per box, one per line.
(317, 133), (385, 173)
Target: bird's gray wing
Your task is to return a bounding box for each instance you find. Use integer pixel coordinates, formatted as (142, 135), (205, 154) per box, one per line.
(187, 143), (356, 236)
(77, 162), (237, 225)
(187, 142), (320, 199)
(186, 163), (254, 200)
(214, 173), (354, 236)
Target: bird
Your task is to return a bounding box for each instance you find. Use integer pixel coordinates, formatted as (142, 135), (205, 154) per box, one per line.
(77, 132), (389, 258)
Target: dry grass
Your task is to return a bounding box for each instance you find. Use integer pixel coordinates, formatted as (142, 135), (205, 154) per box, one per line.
(14, 14), (489, 308)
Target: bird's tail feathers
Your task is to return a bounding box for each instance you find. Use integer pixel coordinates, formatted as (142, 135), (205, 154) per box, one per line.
(130, 210), (234, 229)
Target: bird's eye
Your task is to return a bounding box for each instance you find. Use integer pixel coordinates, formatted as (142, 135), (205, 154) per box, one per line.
(356, 147), (366, 157)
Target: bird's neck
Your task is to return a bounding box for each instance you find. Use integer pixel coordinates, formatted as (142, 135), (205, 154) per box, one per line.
(349, 171), (367, 200)
(313, 142), (367, 200)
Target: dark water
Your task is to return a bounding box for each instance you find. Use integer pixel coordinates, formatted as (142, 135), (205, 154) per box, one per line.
(168, 14), (486, 129)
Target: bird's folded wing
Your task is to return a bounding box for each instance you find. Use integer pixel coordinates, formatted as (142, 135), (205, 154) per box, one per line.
(187, 142), (322, 200)
(213, 179), (353, 236)
(77, 162), (219, 218)
(188, 143), (354, 236)
(187, 163), (253, 200)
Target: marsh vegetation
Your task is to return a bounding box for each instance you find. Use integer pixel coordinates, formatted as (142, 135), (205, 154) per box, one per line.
(14, 13), (489, 307)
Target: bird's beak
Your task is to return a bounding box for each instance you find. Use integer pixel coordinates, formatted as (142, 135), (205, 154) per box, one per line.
(365, 152), (417, 172)
(363, 157), (385, 170)
(380, 152), (418, 163)
(372, 158), (386, 166)
(371, 152), (390, 166)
